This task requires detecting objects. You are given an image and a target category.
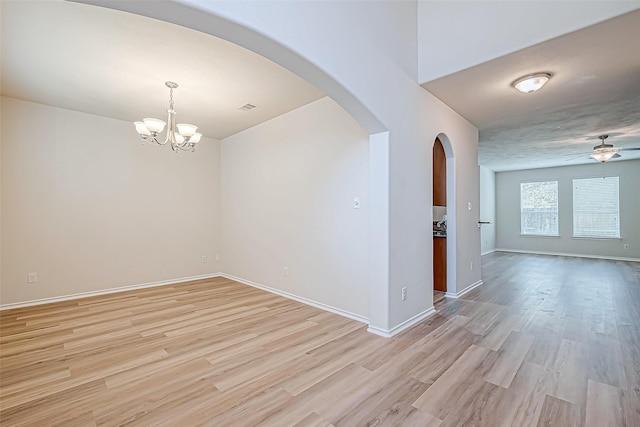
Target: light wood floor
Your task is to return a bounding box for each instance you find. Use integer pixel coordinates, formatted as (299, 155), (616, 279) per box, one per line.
(1, 253), (639, 426)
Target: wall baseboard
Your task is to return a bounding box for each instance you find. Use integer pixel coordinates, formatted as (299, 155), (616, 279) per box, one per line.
(445, 280), (484, 299)
(0, 273), (223, 311)
(481, 249), (496, 256)
(495, 248), (640, 263)
(219, 273), (369, 325)
(2, 272), (445, 340)
(367, 306), (436, 338)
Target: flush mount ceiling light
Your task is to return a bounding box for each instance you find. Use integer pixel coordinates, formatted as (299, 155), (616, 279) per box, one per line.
(134, 81), (202, 152)
(511, 72), (552, 93)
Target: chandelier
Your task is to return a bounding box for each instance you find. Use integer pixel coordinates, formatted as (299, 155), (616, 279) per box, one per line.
(134, 81), (202, 152)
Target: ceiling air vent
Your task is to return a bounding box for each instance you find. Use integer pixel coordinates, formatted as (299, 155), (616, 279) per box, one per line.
(238, 103), (257, 111)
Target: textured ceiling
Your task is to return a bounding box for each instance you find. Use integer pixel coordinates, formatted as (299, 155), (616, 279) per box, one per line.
(423, 9), (640, 172)
(0, 1), (324, 140)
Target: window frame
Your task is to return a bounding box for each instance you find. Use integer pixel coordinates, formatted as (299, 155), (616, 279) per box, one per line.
(572, 175), (620, 239)
(519, 179), (560, 237)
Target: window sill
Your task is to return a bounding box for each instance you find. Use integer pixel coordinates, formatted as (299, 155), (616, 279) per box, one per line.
(572, 236), (622, 241)
(520, 234), (560, 238)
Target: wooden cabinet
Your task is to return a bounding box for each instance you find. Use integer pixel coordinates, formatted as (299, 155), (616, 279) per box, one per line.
(434, 237), (447, 292)
(433, 138), (446, 206)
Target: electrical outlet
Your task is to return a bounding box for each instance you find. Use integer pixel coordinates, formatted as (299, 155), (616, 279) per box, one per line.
(283, 267), (289, 277)
(215, 254), (221, 261)
(201, 256), (207, 263)
(353, 197), (361, 209)
(27, 272), (37, 283)
(624, 244), (630, 249)
(401, 287), (407, 301)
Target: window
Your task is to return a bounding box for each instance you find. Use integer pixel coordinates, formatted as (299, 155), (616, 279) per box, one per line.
(573, 176), (620, 238)
(520, 181), (558, 236)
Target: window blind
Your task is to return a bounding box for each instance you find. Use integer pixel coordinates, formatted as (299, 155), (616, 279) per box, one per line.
(573, 176), (620, 238)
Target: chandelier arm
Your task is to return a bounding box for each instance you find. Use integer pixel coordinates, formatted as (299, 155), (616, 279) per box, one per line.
(141, 137), (159, 147)
(156, 109), (174, 147)
(176, 143), (195, 151)
(138, 134), (160, 146)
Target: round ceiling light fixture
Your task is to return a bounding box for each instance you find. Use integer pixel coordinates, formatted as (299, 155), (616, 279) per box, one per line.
(511, 72), (552, 93)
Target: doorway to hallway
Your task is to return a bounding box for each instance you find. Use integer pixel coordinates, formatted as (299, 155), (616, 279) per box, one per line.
(433, 137), (447, 299)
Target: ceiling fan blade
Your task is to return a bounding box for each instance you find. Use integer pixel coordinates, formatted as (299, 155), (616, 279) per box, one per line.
(565, 153), (592, 161)
(617, 147), (640, 151)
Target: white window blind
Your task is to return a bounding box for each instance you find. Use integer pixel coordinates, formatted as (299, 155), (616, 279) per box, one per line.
(573, 176), (620, 238)
(520, 181), (558, 236)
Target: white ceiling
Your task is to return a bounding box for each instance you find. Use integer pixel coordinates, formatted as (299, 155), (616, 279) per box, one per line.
(423, 9), (640, 172)
(417, 1), (640, 83)
(0, 0), (324, 140)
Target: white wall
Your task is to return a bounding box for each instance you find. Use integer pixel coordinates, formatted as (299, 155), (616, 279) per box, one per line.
(496, 160), (640, 260)
(417, 1), (640, 83)
(480, 166), (496, 255)
(0, 97), (221, 305)
(220, 97), (370, 318)
(121, 0), (482, 331)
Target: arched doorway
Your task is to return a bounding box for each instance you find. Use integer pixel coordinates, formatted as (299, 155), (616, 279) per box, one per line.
(432, 137), (447, 300)
(432, 134), (456, 300)
(76, 0), (394, 334)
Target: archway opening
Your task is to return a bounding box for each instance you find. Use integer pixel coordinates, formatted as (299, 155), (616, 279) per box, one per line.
(432, 133), (456, 299)
(74, 0), (393, 332)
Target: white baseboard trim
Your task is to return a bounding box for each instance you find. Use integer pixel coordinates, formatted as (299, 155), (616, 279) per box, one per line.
(0, 273), (223, 311)
(481, 249), (496, 256)
(495, 248), (640, 263)
(459, 280), (484, 297)
(445, 280), (484, 299)
(367, 306), (436, 338)
(219, 273), (369, 325)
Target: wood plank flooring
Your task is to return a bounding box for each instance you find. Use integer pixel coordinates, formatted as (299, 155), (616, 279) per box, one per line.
(1, 252), (639, 426)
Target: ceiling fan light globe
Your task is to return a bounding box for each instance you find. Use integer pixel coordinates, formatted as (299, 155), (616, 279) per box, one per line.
(590, 151), (617, 163)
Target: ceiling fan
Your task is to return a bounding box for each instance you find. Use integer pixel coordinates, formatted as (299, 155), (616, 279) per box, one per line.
(569, 135), (640, 163)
